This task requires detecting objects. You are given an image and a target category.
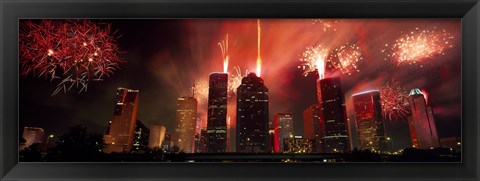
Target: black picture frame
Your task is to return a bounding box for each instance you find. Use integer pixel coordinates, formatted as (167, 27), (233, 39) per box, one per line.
(1, 0), (479, 180)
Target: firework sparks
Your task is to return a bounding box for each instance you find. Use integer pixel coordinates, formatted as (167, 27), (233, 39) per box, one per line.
(20, 20), (124, 95)
(300, 44), (328, 80)
(387, 27), (454, 65)
(330, 43), (362, 75)
(218, 34), (229, 73)
(421, 89), (429, 105)
(228, 66), (245, 94)
(380, 81), (411, 121)
(194, 80), (209, 105)
(256, 19), (262, 77)
(312, 19), (339, 32)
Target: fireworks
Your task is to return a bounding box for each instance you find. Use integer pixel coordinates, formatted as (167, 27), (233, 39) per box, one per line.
(228, 66), (245, 94)
(330, 43), (362, 75)
(300, 44), (328, 79)
(421, 89), (429, 105)
(312, 19), (339, 32)
(20, 20), (124, 95)
(256, 19), (262, 77)
(218, 34), (229, 73)
(194, 80), (209, 105)
(380, 81), (411, 121)
(387, 27), (454, 65)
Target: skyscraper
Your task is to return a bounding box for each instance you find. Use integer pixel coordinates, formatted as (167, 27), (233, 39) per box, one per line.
(162, 133), (173, 151)
(20, 127), (46, 151)
(408, 88), (440, 149)
(303, 104), (324, 152)
(195, 128), (208, 153)
(148, 124), (166, 149)
(352, 90), (387, 152)
(273, 113), (294, 152)
(317, 77), (350, 153)
(132, 120), (150, 153)
(283, 136), (315, 153)
(236, 73), (269, 153)
(206, 73), (228, 152)
(175, 96), (198, 153)
(104, 87), (140, 153)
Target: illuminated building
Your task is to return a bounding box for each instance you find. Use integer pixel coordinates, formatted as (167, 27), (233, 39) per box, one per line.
(132, 120), (150, 153)
(20, 127), (45, 150)
(195, 128), (208, 153)
(206, 73), (228, 152)
(317, 77), (350, 153)
(226, 117), (231, 152)
(148, 124), (166, 149)
(408, 89), (440, 149)
(303, 104), (324, 152)
(175, 96), (198, 153)
(273, 113), (294, 153)
(236, 73), (269, 153)
(283, 136), (315, 153)
(194, 118), (202, 151)
(162, 133), (173, 151)
(104, 87), (140, 153)
(194, 132), (201, 153)
(352, 90), (387, 152)
(267, 130), (275, 152)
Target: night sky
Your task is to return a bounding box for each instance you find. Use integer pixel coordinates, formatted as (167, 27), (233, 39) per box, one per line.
(20, 19), (461, 150)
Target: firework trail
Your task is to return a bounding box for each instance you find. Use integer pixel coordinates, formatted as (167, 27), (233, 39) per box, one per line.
(421, 89), (429, 105)
(380, 81), (411, 121)
(385, 27), (454, 66)
(299, 44), (328, 80)
(329, 43), (362, 75)
(20, 20), (124, 95)
(256, 19), (262, 77)
(218, 34), (229, 73)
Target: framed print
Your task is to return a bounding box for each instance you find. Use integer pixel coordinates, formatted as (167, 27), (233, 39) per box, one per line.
(1, 0), (479, 181)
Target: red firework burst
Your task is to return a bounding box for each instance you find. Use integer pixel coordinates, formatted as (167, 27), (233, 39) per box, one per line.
(380, 81), (411, 121)
(386, 27), (454, 66)
(20, 20), (124, 95)
(329, 43), (362, 75)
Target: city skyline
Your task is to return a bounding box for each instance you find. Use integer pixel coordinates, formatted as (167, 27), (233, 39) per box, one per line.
(19, 19), (461, 153)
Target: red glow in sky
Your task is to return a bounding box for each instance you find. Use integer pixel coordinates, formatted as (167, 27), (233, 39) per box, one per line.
(20, 19), (461, 143)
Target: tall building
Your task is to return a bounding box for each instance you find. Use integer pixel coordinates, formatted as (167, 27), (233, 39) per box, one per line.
(267, 130), (275, 153)
(303, 104), (324, 152)
(273, 113), (294, 153)
(408, 89), (440, 149)
(283, 136), (315, 153)
(206, 73), (228, 153)
(132, 120), (150, 153)
(195, 128), (208, 153)
(352, 90), (387, 152)
(175, 97), (198, 153)
(162, 133), (173, 151)
(104, 87), (140, 153)
(148, 124), (166, 149)
(236, 73), (269, 153)
(20, 127), (46, 150)
(317, 77), (350, 153)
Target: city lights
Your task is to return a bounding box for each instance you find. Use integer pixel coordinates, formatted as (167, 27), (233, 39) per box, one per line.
(19, 19), (460, 162)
